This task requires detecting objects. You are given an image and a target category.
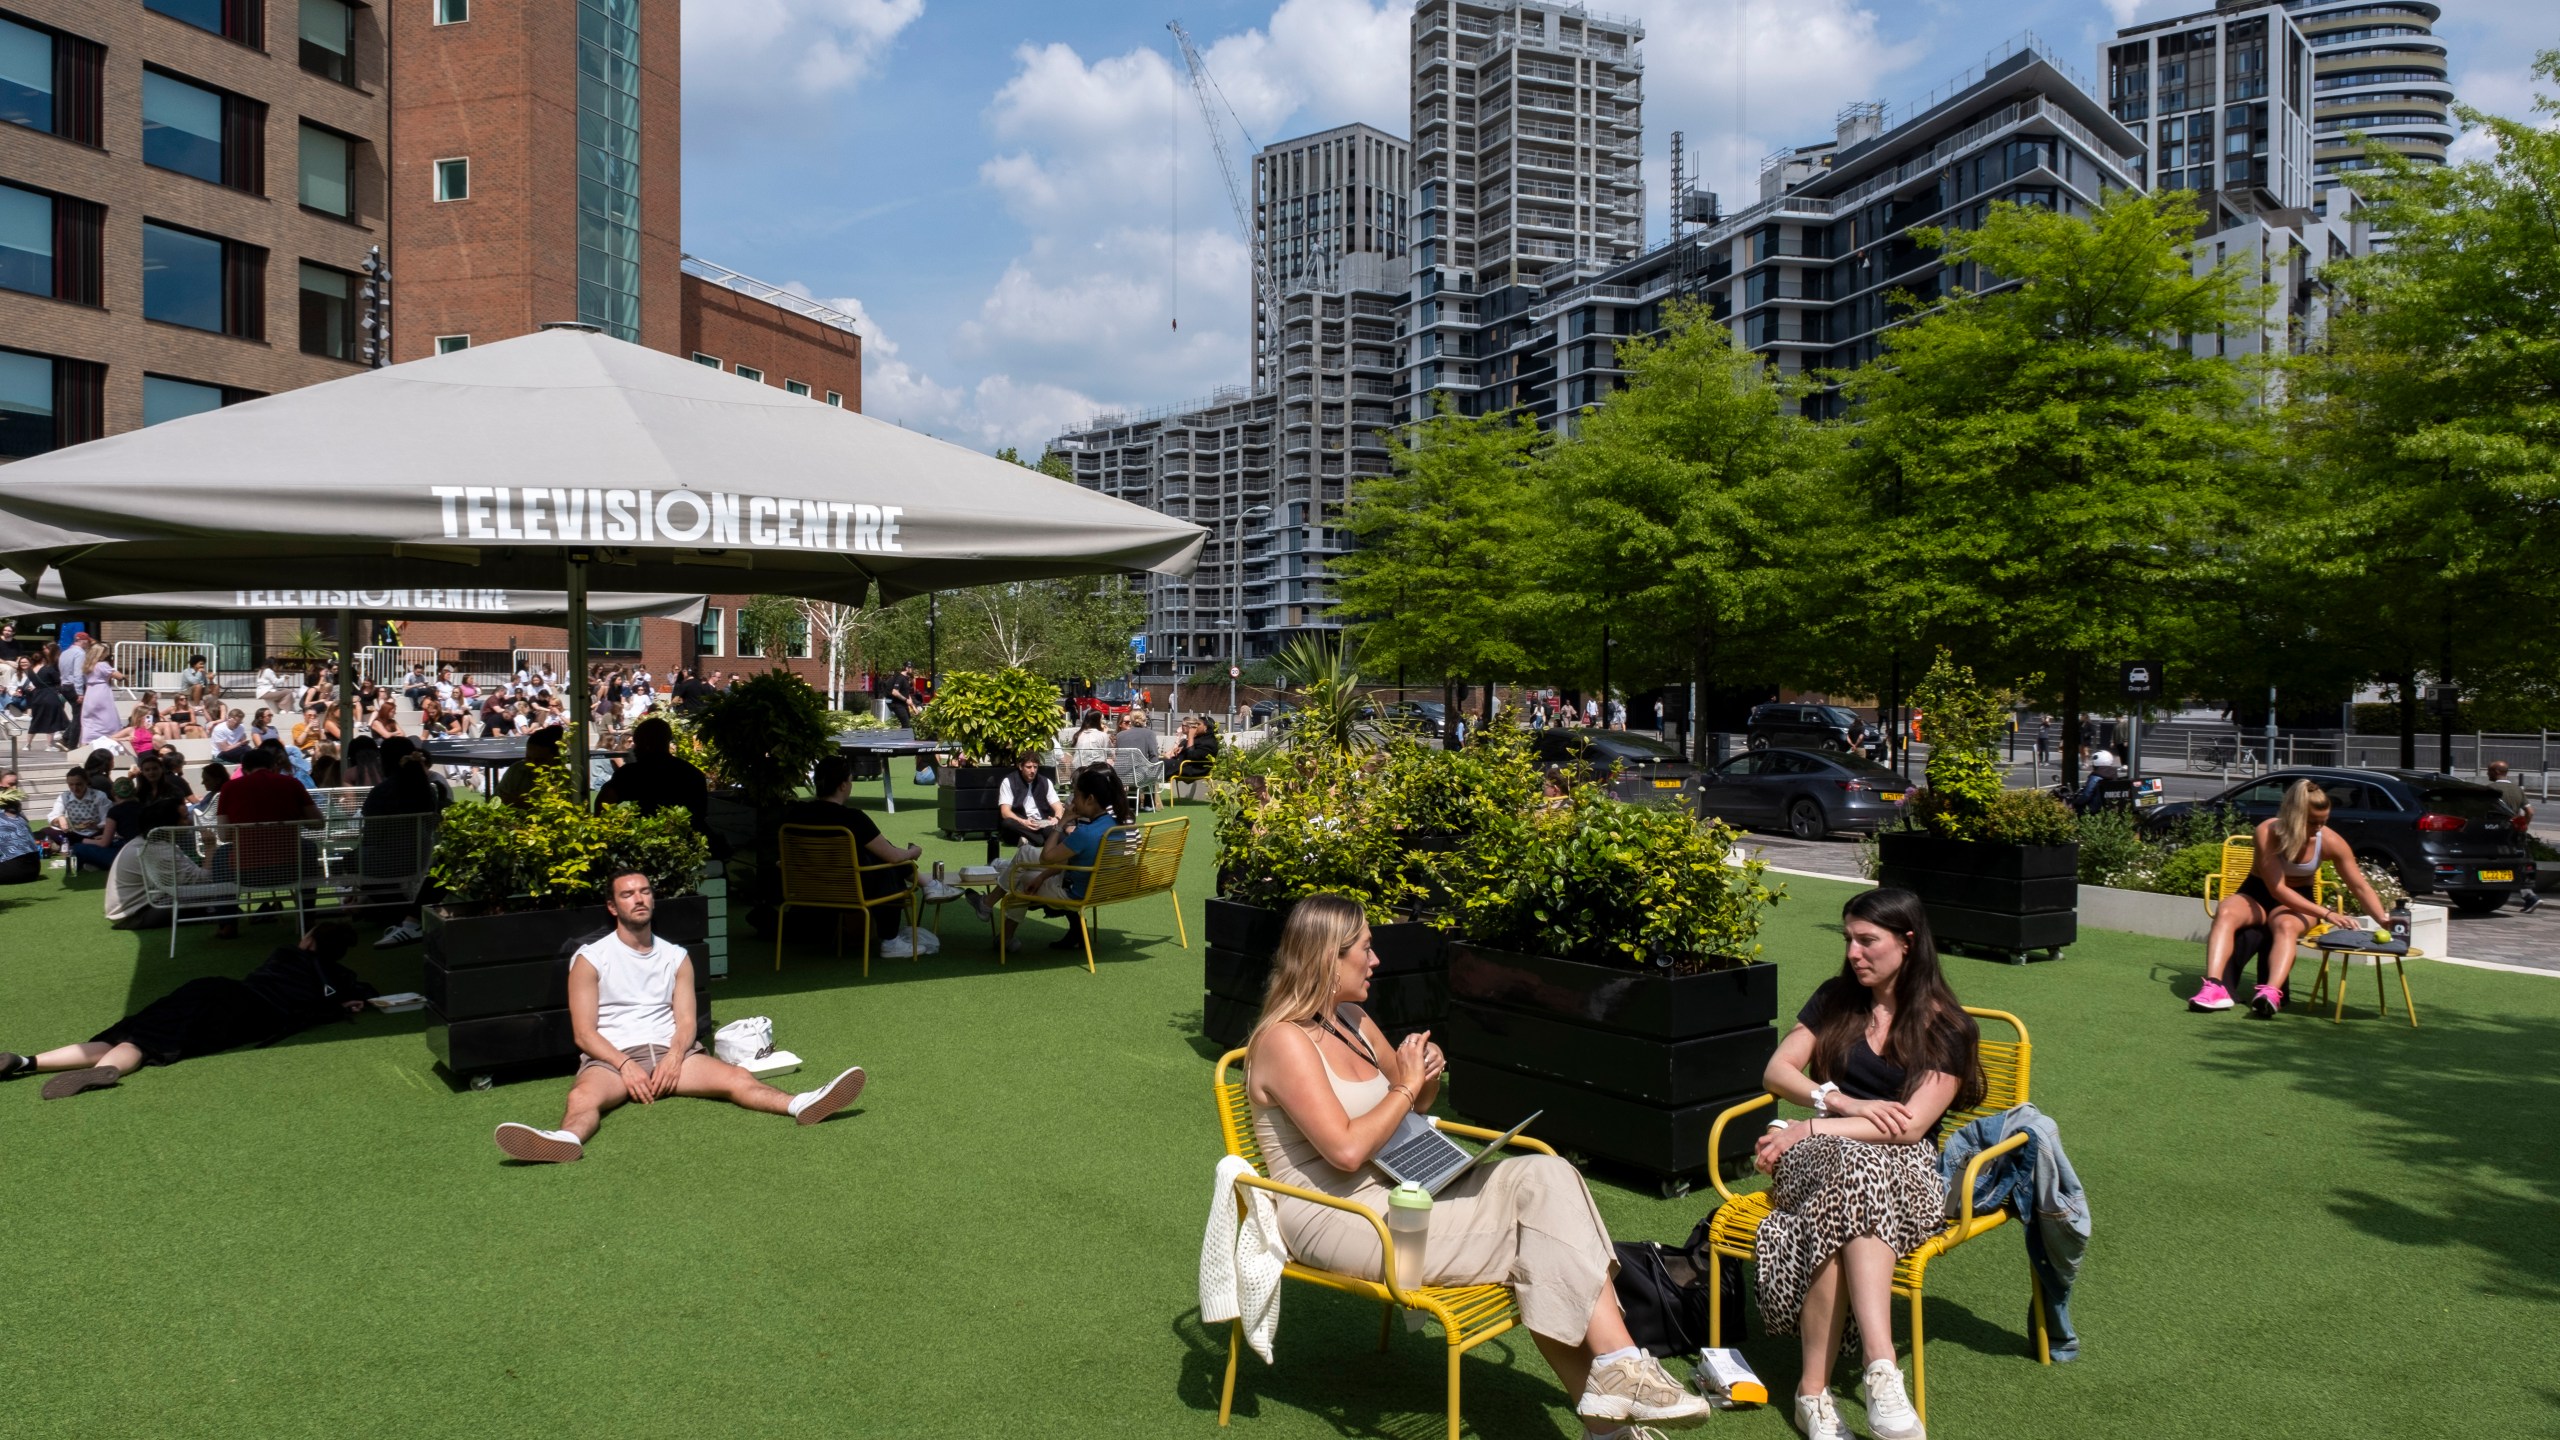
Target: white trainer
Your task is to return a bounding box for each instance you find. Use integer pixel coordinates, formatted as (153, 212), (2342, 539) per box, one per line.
(789, 1065), (866, 1125)
(1860, 1359), (1925, 1440)
(376, 919), (424, 949)
(1793, 1390), (1851, 1440)
(1576, 1353), (1710, 1428)
(493, 1123), (583, 1164)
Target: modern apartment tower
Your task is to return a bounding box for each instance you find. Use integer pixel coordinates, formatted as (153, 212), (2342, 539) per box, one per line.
(2258, 0), (2456, 214)
(1058, 124), (1411, 676)
(2105, 3), (2320, 213)
(1403, 0), (1643, 421)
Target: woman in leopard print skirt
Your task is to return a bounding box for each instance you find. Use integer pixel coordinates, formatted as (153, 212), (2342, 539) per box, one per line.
(1751, 887), (1983, 1440)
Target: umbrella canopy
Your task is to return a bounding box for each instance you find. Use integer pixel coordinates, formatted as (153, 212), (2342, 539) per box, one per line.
(0, 579), (706, 624)
(0, 328), (1204, 601)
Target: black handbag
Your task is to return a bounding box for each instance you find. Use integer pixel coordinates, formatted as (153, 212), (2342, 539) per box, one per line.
(1612, 1213), (1748, 1358)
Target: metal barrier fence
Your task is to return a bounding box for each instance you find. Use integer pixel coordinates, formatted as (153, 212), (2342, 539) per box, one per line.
(512, 649), (571, 681)
(141, 810), (438, 956)
(361, 645), (442, 686)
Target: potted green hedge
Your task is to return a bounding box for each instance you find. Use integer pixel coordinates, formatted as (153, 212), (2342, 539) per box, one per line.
(1876, 652), (2080, 962)
(689, 670), (841, 933)
(1438, 786), (1784, 1193)
(421, 766), (711, 1086)
(914, 668), (1065, 841)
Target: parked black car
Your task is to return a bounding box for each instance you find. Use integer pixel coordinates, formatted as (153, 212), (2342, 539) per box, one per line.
(1384, 699), (1449, 737)
(1746, 702), (1867, 754)
(1698, 749), (1913, 839)
(1533, 727), (1697, 806)
(2145, 767), (2537, 911)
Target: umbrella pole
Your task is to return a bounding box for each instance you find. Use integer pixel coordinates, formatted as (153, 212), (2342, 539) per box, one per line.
(567, 555), (590, 803)
(335, 608), (357, 762)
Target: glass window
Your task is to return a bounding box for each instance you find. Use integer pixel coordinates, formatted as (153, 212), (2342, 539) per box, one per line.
(0, 183), (50, 297)
(299, 125), (351, 215)
(824, 391), (843, 407)
(143, 375), (224, 427)
(691, 352), (720, 367)
(0, 18), (52, 133)
(436, 335), (469, 354)
(588, 618), (642, 653)
(0, 349), (53, 458)
(143, 73), (226, 185)
(435, 157), (468, 201)
(786, 619), (811, 659)
(435, 0), (469, 23)
(697, 607), (723, 657)
(784, 379), (811, 397)
(299, 262), (354, 360)
(734, 365), (763, 383)
(300, 0), (354, 83)
(146, 0), (228, 36)
(143, 223), (224, 332)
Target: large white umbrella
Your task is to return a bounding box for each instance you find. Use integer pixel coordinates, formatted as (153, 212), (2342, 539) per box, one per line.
(0, 328), (1204, 788)
(0, 580), (707, 623)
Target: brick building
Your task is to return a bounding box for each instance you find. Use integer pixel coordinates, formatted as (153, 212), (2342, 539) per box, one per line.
(1, 0), (863, 694)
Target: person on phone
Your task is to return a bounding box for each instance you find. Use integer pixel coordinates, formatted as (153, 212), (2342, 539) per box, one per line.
(1242, 894), (1706, 1432)
(0, 923), (375, 1098)
(2189, 779), (2392, 1017)
(1751, 887), (1976, 1440)
(490, 870), (868, 1164)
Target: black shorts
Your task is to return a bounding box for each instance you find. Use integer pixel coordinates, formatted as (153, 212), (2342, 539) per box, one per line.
(2235, 874), (2276, 910)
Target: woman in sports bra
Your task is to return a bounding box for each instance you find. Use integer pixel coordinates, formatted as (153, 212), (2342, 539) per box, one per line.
(2193, 779), (2392, 1017)
(1243, 894), (1709, 1431)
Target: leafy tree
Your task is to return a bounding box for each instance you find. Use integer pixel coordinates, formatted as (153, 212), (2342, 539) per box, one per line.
(1335, 396), (1545, 748)
(1839, 189), (2265, 788)
(1537, 299), (1843, 761)
(2285, 52), (2560, 762)
(867, 578), (1143, 685)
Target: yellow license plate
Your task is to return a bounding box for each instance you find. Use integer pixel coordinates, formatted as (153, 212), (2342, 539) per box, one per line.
(1879, 791), (1905, 803)
(2479, 869), (2514, 883)
(1652, 778), (1685, 789)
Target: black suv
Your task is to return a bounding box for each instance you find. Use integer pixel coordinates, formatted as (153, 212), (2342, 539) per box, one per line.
(1746, 703), (1866, 754)
(2146, 767), (2537, 912)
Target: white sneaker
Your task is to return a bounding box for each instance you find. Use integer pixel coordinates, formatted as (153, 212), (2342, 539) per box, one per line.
(1860, 1360), (1924, 1440)
(922, 879), (962, 902)
(789, 1065), (866, 1125)
(1794, 1390), (1851, 1440)
(878, 930), (918, 958)
(376, 919), (424, 949)
(1577, 1353), (1711, 1427)
(493, 1123), (583, 1164)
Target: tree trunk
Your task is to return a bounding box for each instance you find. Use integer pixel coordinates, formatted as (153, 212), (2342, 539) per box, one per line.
(1442, 676), (1461, 752)
(2061, 655), (2082, 794)
(2397, 667), (2418, 770)
(1690, 639), (1711, 766)
(2437, 611), (2455, 774)
(1479, 678), (1495, 732)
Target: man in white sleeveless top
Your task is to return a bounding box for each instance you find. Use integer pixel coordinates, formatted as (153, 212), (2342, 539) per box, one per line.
(493, 870), (865, 1163)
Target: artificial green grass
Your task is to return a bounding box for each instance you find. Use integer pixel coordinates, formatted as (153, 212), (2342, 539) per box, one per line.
(2, 776), (2555, 1438)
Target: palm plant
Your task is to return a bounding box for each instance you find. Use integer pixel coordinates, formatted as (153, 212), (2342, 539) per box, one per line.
(274, 625), (335, 665)
(1271, 634), (1371, 753)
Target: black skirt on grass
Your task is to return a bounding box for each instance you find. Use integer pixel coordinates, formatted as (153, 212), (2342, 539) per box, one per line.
(93, 978), (288, 1066)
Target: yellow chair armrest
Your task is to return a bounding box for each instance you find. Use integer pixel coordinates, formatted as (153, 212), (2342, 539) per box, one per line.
(1955, 1128), (2031, 1230)
(2204, 873), (2223, 916)
(1232, 1172), (1416, 1304)
(1431, 1117), (1559, 1158)
(1706, 1093), (1777, 1203)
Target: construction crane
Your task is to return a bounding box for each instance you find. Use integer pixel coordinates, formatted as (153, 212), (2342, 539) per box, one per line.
(1168, 20), (1277, 383)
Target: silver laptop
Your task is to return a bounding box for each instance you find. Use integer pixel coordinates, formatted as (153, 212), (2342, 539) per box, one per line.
(1374, 1110), (1544, 1196)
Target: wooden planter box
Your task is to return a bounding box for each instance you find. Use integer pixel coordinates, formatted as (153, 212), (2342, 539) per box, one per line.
(1876, 832), (2078, 961)
(1440, 942), (1778, 1185)
(423, 895), (710, 1087)
(1200, 897), (1449, 1050)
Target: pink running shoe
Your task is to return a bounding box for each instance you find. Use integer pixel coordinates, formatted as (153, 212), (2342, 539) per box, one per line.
(2187, 979), (2234, 1012)
(2249, 984), (2285, 1019)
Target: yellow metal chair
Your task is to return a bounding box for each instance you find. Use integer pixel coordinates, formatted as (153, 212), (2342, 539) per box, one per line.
(994, 815), (1191, 973)
(2203, 835), (2335, 943)
(774, 823), (920, 977)
(1211, 1048), (1556, 1440)
(2208, 836), (2411, 1022)
(1701, 1008), (2050, 1425)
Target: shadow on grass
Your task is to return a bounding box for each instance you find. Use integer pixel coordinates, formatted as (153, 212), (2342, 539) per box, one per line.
(1168, 1296), (1584, 1440)
(2193, 1006), (2560, 1299)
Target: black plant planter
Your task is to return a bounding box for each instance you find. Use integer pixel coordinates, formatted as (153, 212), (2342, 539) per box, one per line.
(1200, 897), (1449, 1050)
(1876, 831), (2078, 962)
(423, 895), (711, 1087)
(937, 762), (1054, 843)
(1439, 942), (1779, 1188)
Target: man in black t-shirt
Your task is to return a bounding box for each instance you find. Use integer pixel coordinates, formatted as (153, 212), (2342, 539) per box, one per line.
(782, 756), (920, 900)
(596, 717), (709, 834)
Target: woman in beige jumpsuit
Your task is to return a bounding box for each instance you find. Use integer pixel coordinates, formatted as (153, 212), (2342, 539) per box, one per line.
(1244, 895), (1708, 1433)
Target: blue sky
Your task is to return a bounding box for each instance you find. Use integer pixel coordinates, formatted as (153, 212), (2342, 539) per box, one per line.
(679, 0), (2555, 453)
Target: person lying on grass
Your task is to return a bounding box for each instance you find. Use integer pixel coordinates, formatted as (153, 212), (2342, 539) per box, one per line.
(492, 869), (865, 1164)
(0, 922), (376, 1099)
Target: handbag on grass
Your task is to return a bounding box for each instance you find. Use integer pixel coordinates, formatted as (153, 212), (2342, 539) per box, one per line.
(713, 1016), (774, 1066)
(1612, 1213), (1748, 1357)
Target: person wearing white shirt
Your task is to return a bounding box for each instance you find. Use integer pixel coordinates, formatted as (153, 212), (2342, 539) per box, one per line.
(489, 871), (870, 1163)
(255, 665), (298, 715)
(208, 709), (255, 762)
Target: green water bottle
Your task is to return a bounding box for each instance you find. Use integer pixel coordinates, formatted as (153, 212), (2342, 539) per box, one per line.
(1388, 1182), (1432, 1328)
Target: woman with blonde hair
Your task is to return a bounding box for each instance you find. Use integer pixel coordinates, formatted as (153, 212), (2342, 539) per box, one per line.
(2191, 778), (2391, 1017)
(1243, 895), (1707, 1433)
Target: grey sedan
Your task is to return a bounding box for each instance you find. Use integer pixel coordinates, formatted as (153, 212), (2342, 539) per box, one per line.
(1696, 749), (1912, 838)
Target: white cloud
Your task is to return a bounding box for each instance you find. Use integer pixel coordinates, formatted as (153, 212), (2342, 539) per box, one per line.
(684, 0), (923, 137)
(1639, 0), (1924, 207)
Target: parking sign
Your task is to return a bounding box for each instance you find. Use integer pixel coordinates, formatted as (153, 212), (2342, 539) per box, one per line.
(2121, 661), (2162, 699)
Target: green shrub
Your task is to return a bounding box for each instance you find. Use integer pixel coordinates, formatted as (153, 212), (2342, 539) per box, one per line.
(1904, 650), (2011, 840)
(913, 667), (1062, 764)
(2074, 808), (2152, 887)
(429, 768), (708, 912)
(1983, 787), (2076, 845)
(693, 670), (837, 808)
(2151, 841), (2225, 899)
(1211, 743), (1418, 920)
(1454, 795), (1780, 973)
